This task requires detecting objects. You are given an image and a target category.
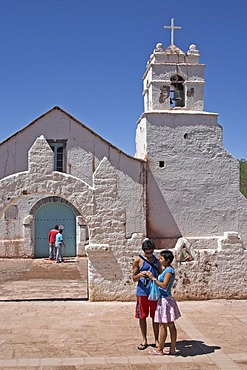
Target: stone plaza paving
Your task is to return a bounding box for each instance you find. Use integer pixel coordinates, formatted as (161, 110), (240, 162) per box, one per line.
(0, 258), (246, 369)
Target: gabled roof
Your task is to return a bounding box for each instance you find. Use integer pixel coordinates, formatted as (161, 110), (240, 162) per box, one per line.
(0, 106), (144, 162)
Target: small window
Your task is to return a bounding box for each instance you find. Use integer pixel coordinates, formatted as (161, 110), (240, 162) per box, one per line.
(159, 161), (165, 168)
(47, 140), (67, 172)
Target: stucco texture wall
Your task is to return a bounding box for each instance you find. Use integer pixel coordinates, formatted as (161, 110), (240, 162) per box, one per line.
(141, 111), (247, 249)
(0, 135), (147, 300)
(0, 108), (146, 240)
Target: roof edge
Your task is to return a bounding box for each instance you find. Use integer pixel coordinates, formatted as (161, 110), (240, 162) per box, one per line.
(0, 106), (144, 163)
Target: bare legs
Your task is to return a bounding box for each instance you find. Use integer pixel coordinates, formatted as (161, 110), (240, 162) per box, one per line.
(139, 318), (159, 347)
(156, 323), (167, 354)
(139, 319), (147, 346)
(168, 322), (177, 354)
(152, 318), (159, 347)
(156, 322), (177, 354)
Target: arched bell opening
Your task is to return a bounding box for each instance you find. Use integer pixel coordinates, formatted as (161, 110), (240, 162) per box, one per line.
(170, 74), (185, 108)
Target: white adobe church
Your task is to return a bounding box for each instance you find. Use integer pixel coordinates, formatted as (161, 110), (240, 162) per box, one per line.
(0, 19), (246, 300)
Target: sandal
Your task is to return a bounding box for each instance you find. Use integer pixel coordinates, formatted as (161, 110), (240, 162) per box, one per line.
(149, 349), (164, 356)
(163, 349), (179, 355)
(137, 343), (148, 350)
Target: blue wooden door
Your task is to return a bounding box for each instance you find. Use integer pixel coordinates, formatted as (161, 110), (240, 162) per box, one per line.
(34, 203), (76, 258)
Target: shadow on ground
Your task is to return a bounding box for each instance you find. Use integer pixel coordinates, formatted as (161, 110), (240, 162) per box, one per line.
(175, 339), (221, 356)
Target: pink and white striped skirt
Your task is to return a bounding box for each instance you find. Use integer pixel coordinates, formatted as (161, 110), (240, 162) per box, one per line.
(154, 296), (181, 323)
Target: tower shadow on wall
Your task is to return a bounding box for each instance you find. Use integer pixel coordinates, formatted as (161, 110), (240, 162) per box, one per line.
(146, 169), (182, 249)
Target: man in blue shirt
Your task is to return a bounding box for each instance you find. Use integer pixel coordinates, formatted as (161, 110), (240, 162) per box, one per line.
(132, 239), (162, 350)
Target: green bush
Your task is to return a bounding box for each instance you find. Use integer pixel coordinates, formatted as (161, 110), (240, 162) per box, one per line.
(240, 159), (247, 198)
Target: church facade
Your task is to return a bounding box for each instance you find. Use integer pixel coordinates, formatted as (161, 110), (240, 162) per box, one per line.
(0, 24), (246, 300)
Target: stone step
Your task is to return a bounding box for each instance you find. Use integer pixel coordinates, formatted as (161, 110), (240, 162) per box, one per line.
(0, 257), (88, 301)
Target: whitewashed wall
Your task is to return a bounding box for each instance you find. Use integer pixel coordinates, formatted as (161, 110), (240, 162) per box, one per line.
(136, 111), (247, 249)
(0, 108), (146, 239)
(0, 135), (146, 300)
(173, 232), (247, 300)
(1, 88), (246, 301)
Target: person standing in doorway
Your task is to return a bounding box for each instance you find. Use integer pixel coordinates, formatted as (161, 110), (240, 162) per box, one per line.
(132, 239), (162, 350)
(48, 225), (59, 260)
(55, 229), (66, 263)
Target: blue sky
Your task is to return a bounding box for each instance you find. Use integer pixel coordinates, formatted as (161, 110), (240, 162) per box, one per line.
(0, 0), (246, 159)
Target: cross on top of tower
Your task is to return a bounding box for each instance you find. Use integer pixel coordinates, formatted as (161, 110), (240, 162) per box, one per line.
(164, 18), (181, 45)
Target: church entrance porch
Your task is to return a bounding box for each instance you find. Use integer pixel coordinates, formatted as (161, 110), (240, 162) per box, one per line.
(34, 202), (76, 258)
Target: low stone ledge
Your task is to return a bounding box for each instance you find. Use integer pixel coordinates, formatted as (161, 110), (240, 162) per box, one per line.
(85, 244), (111, 257)
(0, 239), (27, 258)
(223, 231), (240, 242)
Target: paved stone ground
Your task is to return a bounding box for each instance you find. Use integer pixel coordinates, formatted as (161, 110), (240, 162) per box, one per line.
(0, 258), (246, 369)
(0, 258), (88, 301)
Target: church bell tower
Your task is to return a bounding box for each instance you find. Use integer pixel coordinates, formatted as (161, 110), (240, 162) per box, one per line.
(136, 18), (207, 160)
(135, 19), (240, 248)
(143, 41), (204, 112)
(143, 18), (205, 112)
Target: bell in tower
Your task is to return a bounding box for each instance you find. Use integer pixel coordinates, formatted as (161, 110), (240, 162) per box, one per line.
(170, 74), (184, 108)
(142, 19), (205, 112)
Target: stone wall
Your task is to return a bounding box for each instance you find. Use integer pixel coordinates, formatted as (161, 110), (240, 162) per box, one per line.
(0, 136), (145, 301)
(1, 124), (246, 301)
(173, 232), (247, 300)
(136, 111), (247, 249)
(0, 108), (146, 240)
(84, 231), (247, 301)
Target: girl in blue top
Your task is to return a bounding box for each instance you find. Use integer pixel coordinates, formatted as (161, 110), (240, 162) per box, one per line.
(147, 250), (181, 356)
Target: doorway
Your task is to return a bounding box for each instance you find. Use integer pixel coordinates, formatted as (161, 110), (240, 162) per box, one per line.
(34, 202), (76, 258)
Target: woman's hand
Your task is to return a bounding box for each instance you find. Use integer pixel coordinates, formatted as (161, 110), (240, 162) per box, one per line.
(146, 271), (155, 280)
(139, 271), (148, 278)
